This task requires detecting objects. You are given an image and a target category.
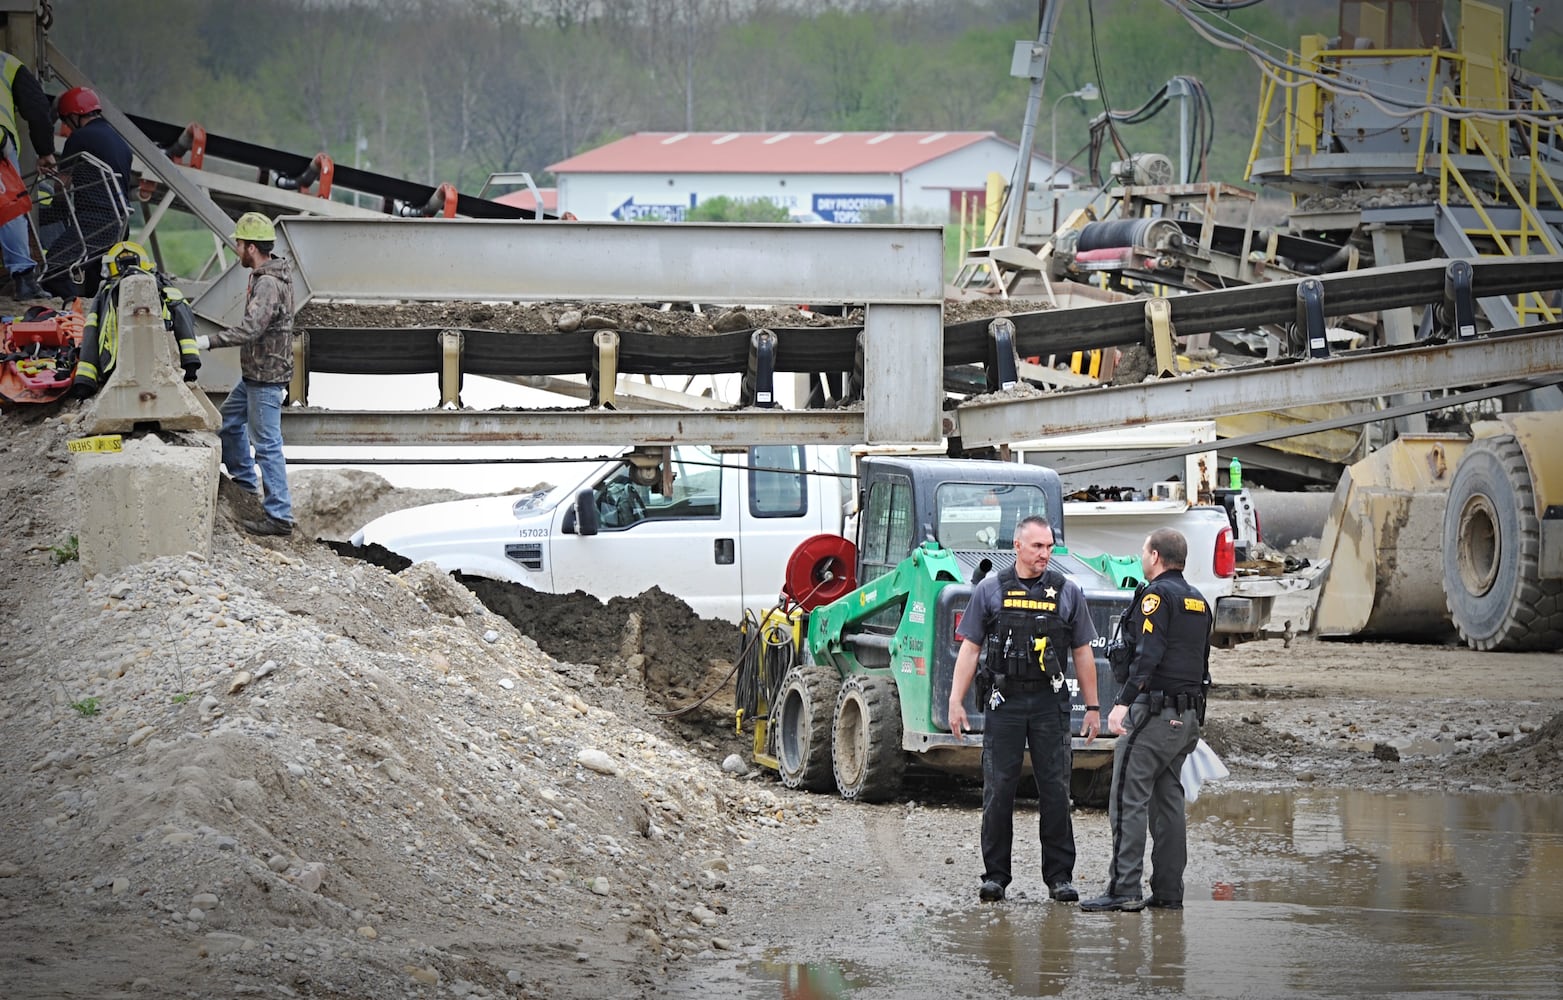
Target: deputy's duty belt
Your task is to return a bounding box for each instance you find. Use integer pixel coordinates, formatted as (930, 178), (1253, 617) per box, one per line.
(1135, 691), (1202, 713)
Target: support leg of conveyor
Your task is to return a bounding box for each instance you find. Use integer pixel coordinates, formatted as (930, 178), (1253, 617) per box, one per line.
(1443, 259), (1477, 341)
(288, 331), (310, 407)
(439, 328), (463, 408)
(592, 329), (619, 409)
(746, 329), (778, 408)
(1297, 279), (1329, 359)
(849, 332), (865, 406)
(1144, 297), (1176, 377)
(985, 318), (1018, 391)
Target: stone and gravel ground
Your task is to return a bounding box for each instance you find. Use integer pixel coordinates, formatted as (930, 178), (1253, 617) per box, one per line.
(1, 388), (1558, 999)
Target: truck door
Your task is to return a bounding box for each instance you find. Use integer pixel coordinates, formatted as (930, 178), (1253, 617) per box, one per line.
(738, 444), (831, 615)
(551, 444), (743, 620)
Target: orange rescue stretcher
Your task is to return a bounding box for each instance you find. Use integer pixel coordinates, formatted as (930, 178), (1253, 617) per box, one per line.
(0, 302), (85, 406)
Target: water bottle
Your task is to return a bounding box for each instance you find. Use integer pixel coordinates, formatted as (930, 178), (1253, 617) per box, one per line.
(1228, 456), (1242, 490)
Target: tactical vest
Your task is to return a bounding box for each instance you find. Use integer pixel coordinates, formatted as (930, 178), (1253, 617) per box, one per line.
(983, 566), (1075, 690)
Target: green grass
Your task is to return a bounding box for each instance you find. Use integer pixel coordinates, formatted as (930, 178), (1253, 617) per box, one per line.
(70, 696), (101, 717)
(50, 535), (79, 565)
(138, 227), (234, 281)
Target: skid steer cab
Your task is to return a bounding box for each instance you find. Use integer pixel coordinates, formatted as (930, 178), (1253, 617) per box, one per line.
(736, 456), (1132, 806)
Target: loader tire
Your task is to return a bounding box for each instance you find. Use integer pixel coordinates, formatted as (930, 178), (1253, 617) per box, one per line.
(831, 675), (906, 802)
(1443, 435), (1563, 651)
(775, 665), (840, 791)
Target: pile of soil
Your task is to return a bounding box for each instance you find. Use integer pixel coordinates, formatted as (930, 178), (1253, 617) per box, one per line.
(0, 409), (826, 999)
(298, 297), (1057, 337)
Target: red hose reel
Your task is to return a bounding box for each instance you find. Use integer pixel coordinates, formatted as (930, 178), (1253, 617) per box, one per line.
(782, 534), (858, 611)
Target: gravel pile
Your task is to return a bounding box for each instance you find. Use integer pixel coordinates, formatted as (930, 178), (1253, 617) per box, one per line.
(0, 408), (823, 999)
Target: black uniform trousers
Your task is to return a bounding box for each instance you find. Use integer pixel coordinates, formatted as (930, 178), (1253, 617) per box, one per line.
(980, 685), (1076, 890)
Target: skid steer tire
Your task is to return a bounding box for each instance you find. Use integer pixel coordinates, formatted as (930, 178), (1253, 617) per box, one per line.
(775, 666), (840, 791)
(831, 675), (906, 802)
(1443, 435), (1563, 651)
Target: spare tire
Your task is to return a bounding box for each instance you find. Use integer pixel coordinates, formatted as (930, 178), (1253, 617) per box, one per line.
(1442, 434), (1563, 651)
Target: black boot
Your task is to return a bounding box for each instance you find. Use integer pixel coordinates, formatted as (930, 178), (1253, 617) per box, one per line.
(12, 268), (43, 300)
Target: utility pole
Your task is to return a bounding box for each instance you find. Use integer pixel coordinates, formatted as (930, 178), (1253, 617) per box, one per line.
(1002, 0), (1064, 248)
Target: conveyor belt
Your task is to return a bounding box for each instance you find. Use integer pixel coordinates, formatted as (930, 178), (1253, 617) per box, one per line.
(304, 326), (862, 377)
(296, 255), (1563, 381)
(128, 114), (540, 221)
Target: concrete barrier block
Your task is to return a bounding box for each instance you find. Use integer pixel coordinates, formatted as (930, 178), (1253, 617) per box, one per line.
(74, 433), (220, 577)
(81, 271), (219, 435)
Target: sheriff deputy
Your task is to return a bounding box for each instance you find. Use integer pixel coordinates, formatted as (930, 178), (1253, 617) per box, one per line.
(1082, 527), (1213, 913)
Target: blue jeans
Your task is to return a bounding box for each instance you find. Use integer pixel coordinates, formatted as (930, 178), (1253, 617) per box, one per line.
(1, 225), (32, 276)
(1, 151), (32, 274)
(219, 379), (292, 523)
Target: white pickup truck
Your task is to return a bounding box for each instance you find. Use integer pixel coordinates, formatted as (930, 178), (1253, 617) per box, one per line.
(1012, 422), (1317, 646)
(353, 435), (1307, 644)
(352, 444), (854, 622)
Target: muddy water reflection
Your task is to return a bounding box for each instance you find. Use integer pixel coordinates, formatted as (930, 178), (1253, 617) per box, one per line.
(942, 788), (1563, 998)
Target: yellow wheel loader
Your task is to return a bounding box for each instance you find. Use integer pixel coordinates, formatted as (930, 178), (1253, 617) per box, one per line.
(1314, 413), (1563, 651)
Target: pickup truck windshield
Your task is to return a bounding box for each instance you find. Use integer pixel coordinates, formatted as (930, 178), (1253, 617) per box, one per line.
(594, 444), (723, 529)
(935, 483), (1051, 551)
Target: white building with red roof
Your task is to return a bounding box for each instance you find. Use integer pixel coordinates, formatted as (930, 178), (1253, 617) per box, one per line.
(546, 130), (1072, 223)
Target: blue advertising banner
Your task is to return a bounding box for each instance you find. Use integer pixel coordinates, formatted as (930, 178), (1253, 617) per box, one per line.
(812, 193), (895, 223)
(611, 196), (689, 221)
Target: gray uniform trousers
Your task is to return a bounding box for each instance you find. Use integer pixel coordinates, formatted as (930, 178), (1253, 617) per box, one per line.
(1105, 700), (1201, 900)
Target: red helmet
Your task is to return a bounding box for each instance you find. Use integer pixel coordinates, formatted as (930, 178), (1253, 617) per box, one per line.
(58, 87), (101, 117)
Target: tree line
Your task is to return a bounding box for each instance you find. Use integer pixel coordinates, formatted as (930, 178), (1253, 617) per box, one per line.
(46, 0), (1563, 200)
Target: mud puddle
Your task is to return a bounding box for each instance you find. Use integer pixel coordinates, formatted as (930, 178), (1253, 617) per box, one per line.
(662, 787), (1563, 999)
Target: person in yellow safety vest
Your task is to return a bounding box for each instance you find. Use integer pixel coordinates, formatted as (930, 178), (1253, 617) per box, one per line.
(71, 241), (200, 398)
(0, 50), (58, 300)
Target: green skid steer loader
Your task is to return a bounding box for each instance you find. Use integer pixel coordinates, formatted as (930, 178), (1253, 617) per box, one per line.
(737, 456), (1135, 806)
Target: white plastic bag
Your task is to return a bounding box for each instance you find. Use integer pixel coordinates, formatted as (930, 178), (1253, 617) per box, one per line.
(1180, 738), (1229, 802)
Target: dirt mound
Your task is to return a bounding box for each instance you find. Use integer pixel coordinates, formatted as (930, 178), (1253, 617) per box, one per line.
(0, 410), (824, 999)
(455, 575), (747, 746)
(297, 300), (851, 337)
(298, 297), (1057, 338)
(1443, 709), (1563, 793)
(289, 468), (477, 541)
(320, 528), (751, 754)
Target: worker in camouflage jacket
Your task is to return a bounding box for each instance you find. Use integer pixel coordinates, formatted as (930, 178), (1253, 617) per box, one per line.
(194, 212), (297, 536)
(71, 241), (200, 398)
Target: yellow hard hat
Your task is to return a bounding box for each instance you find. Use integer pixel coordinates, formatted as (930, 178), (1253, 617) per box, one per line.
(102, 240), (155, 279)
(231, 212), (276, 242)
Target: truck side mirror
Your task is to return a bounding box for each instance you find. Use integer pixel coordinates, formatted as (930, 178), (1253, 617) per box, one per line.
(567, 488), (600, 536)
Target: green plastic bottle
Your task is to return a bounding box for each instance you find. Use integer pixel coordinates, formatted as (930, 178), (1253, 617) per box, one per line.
(1228, 456), (1242, 490)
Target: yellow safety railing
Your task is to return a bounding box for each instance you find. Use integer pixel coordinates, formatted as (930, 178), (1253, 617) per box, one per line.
(1247, 36), (1562, 326)
(1246, 45), (1464, 180)
(1436, 89), (1560, 323)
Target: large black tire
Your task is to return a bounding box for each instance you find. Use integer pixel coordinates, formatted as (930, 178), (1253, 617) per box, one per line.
(775, 665), (840, 791)
(1442, 435), (1563, 651)
(831, 675), (906, 802)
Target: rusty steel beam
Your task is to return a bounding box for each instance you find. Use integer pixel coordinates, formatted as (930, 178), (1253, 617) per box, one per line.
(942, 256), (1563, 363)
(950, 326), (1563, 448)
(281, 407), (866, 448)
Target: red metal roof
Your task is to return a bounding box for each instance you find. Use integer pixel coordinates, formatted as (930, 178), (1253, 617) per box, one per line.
(494, 187), (558, 211)
(548, 131), (1008, 175)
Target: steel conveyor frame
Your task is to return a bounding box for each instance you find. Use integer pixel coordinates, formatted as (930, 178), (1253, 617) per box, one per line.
(176, 212), (1561, 452)
(126, 115), (540, 222)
